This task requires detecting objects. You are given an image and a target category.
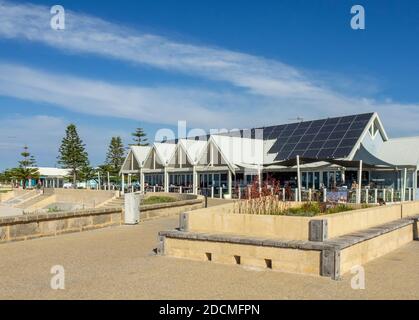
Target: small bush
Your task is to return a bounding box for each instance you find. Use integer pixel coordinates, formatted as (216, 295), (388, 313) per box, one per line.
(48, 206), (61, 213)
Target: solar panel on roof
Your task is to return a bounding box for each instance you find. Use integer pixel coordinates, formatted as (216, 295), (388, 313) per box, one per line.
(300, 134), (316, 143)
(261, 113), (374, 161)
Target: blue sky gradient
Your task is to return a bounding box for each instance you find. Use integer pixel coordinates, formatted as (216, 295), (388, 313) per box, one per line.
(0, 0), (419, 169)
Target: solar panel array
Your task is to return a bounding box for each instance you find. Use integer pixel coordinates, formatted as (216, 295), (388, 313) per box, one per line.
(261, 113), (373, 161)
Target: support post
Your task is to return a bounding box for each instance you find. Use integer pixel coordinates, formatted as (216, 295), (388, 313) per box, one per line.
(357, 160), (363, 204)
(164, 167), (169, 192)
(140, 168), (145, 193)
(296, 155), (302, 202)
(228, 170), (232, 197)
(403, 168), (408, 202)
(121, 173), (125, 194)
(192, 166), (198, 195)
(258, 168), (262, 194)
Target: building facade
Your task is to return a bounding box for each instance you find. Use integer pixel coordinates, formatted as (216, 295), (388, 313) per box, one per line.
(120, 112), (419, 203)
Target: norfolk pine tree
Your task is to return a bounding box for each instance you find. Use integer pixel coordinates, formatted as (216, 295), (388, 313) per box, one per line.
(57, 124), (90, 185)
(131, 127), (149, 146)
(105, 136), (125, 179)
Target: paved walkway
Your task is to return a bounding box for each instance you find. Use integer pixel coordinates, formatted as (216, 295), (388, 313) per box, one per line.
(0, 216), (418, 299)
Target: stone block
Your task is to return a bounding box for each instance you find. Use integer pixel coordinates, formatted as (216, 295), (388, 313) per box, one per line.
(9, 222), (39, 238)
(92, 214), (111, 225)
(179, 212), (188, 231)
(309, 219), (328, 242)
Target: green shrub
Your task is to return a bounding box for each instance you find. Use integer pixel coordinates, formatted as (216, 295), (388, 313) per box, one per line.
(142, 196), (176, 205)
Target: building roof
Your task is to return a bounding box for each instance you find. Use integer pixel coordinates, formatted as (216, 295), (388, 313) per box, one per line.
(210, 135), (264, 168)
(377, 136), (419, 166)
(178, 139), (207, 165)
(131, 145), (152, 166)
(121, 112), (419, 172)
(35, 167), (71, 177)
(154, 142), (177, 165)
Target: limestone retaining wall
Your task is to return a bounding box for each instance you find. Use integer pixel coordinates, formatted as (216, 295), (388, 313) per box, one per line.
(0, 208), (123, 244)
(164, 237), (321, 275)
(339, 224), (414, 275)
(141, 199), (204, 221)
(183, 201), (419, 241)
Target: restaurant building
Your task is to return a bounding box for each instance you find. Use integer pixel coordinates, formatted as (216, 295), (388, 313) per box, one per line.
(120, 112), (419, 203)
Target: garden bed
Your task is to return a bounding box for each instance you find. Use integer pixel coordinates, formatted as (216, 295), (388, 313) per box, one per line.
(233, 196), (370, 217)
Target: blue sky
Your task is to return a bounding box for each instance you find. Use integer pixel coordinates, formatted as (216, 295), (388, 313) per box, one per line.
(1, 0), (419, 170)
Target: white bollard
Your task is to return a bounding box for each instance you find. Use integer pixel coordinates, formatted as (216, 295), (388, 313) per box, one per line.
(282, 188), (286, 201)
(153, 186), (156, 193)
(211, 186), (214, 199)
(219, 187), (223, 199)
(238, 187), (241, 200)
(309, 189), (312, 202)
(374, 189), (378, 204)
(383, 188), (386, 202)
(295, 188), (299, 202)
(179, 186), (182, 194)
(323, 188), (327, 203)
(124, 192), (140, 225)
(391, 189), (394, 203)
(365, 189), (369, 204)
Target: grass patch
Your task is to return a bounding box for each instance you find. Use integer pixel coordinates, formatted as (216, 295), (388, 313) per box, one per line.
(142, 196), (176, 205)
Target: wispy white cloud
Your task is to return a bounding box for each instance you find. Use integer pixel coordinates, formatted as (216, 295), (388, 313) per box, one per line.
(0, 63), (243, 128)
(0, 0), (418, 138)
(0, 0), (341, 100)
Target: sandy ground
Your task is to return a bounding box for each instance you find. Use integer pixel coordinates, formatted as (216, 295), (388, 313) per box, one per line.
(0, 214), (418, 300)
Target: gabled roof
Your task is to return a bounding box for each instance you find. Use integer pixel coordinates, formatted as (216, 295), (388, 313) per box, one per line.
(267, 112), (375, 162)
(154, 142), (177, 165)
(210, 135), (264, 168)
(178, 139), (207, 165)
(131, 146), (152, 167)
